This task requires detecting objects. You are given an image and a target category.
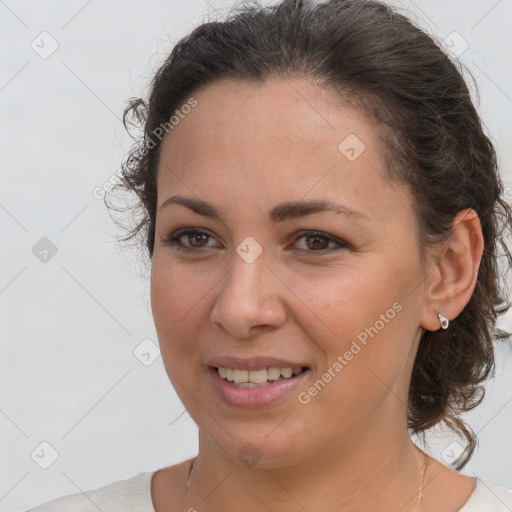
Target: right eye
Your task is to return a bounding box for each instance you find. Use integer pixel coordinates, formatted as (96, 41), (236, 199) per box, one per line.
(160, 228), (221, 252)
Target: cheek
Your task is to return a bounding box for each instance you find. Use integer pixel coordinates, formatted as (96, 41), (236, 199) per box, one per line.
(297, 261), (414, 388)
(294, 260), (399, 345)
(150, 259), (211, 380)
(150, 256), (215, 334)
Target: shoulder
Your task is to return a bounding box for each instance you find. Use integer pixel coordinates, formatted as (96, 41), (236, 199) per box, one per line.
(459, 478), (512, 511)
(26, 472), (155, 512)
(151, 458), (195, 511)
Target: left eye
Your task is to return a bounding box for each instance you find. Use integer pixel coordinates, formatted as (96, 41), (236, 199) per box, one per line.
(292, 231), (348, 255)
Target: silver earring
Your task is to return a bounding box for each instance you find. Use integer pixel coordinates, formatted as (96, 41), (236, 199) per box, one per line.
(437, 312), (449, 330)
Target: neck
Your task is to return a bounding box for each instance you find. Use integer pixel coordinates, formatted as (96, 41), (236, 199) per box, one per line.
(184, 422), (428, 512)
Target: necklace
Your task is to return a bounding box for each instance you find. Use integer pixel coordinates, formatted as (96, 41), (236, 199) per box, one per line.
(183, 450), (429, 511)
(183, 456), (196, 511)
(417, 449), (429, 511)
(184, 457), (195, 497)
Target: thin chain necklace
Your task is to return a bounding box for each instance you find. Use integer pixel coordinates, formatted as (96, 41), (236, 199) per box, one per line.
(183, 450), (429, 511)
(184, 457), (195, 497)
(417, 449), (429, 511)
(183, 456), (196, 511)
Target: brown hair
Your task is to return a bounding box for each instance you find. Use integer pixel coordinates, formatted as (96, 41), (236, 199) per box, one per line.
(107, 0), (512, 469)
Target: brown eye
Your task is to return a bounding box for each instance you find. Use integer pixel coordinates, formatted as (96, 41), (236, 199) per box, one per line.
(304, 234), (330, 250)
(293, 230), (349, 256)
(187, 232), (210, 247)
(161, 228), (220, 252)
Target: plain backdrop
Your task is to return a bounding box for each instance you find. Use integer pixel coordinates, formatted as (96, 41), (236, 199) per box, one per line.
(1, 0), (512, 510)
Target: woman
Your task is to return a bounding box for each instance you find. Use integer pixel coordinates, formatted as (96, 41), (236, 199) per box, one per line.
(28, 0), (512, 510)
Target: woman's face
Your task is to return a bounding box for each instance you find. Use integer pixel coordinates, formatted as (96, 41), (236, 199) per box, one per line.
(151, 77), (429, 467)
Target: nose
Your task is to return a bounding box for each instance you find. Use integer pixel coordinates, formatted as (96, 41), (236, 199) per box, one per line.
(210, 252), (287, 339)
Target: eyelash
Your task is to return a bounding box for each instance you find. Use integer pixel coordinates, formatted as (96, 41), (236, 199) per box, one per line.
(161, 228), (349, 256)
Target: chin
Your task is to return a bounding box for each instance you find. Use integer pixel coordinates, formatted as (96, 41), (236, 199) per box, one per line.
(204, 425), (312, 470)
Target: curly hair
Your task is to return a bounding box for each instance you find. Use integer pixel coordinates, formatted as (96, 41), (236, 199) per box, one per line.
(107, 0), (512, 469)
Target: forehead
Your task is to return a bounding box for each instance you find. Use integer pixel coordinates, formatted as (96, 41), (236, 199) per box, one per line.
(156, 77), (411, 227)
(162, 77), (375, 160)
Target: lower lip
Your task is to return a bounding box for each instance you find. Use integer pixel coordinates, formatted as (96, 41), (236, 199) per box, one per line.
(208, 367), (309, 408)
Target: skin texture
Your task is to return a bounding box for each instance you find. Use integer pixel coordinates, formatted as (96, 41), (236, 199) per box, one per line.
(149, 77), (484, 511)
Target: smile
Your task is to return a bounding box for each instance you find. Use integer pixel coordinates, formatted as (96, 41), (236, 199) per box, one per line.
(208, 365), (310, 407)
(216, 366), (306, 387)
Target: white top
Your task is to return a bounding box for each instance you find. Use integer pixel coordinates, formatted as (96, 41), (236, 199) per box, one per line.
(26, 472), (512, 511)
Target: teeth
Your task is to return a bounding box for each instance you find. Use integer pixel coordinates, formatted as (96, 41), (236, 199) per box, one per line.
(233, 369), (249, 383)
(280, 368), (293, 378)
(216, 366), (305, 384)
(267, 367), (281, 380)
(249, 369), (267, 384)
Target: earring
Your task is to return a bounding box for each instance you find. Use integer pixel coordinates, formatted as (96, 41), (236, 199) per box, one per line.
(437, 312), (449, 330)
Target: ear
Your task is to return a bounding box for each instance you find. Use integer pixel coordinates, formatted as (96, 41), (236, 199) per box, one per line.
(419, 208), (484, 331)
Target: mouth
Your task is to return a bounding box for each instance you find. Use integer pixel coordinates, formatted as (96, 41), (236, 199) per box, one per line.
(208, 362), (311, 408)
(213, 365), (309, 388)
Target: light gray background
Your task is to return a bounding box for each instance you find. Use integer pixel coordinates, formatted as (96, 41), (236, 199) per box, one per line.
(1, 1), (511, 510)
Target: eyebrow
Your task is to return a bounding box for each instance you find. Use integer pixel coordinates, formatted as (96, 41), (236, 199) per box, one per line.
(159, 195), (370, 223)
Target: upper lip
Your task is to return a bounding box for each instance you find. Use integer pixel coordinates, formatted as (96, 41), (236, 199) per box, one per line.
(206, 356), (309, 371)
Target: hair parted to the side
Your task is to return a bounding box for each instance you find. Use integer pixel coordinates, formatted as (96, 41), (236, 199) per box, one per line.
(106, 0), (512, 469)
